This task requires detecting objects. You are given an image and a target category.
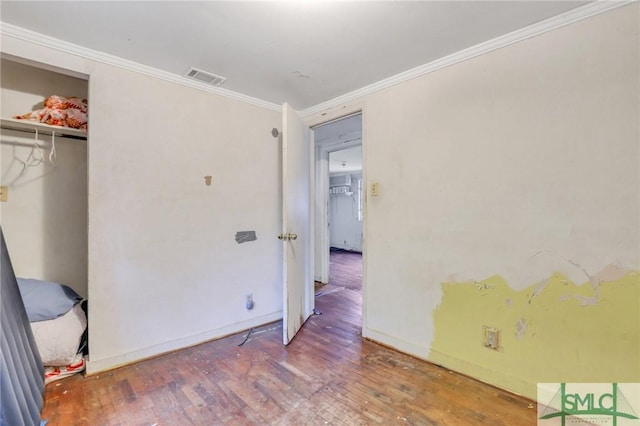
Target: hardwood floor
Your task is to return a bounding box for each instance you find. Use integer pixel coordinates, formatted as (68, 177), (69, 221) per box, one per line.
(41, 287), (536, 425)
(329, 248), (362, 290)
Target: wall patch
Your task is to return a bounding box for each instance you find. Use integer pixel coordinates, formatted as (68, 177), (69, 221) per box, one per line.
(235, 231), (257, 244)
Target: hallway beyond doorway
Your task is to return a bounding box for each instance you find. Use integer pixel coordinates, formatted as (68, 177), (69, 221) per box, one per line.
(314, 248), (362, 299)
(329, 248), (362, 291)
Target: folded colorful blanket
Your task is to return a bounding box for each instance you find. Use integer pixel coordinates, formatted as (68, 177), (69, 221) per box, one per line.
(14, 95), (88, 130)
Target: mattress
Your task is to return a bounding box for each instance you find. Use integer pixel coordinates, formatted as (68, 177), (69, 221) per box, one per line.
(30, 302), (87, 366)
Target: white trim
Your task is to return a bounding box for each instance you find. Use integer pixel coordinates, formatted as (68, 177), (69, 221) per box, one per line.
(314, 142), (330, 283)
(0, 22), (282, 113)
(427, 347), (533, 399)
(86, 311), (282, 374)
(363, 327), (430, 360)
(300, 0), (634, 118)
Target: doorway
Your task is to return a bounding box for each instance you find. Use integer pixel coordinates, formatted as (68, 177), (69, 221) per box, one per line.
(313, 113), (363, 299)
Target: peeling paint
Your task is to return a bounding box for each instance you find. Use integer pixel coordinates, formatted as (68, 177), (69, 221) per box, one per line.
(527, 278), (549, 304)
(515, 318), (527, 340)
(567, 259), (593, 281)
(567, 259), (600, 298)
(475, 282), (495, 291)
(594, 264), (628, 282)
(430, 269), (640, 398)
(562, 262), (627, 304)
(475, 281), (495, 297)
(574, 294), (598, 306)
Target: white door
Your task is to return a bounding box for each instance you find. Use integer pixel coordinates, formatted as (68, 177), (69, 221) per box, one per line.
(281, 103), (313, 344)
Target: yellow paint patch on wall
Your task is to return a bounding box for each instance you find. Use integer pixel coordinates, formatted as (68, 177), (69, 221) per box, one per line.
(429, 270), (639, 399)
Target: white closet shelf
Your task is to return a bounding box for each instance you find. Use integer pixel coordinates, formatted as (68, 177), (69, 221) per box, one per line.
(1, 118), (87, 140)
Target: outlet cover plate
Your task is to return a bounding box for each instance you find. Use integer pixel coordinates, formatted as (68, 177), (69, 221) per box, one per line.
(483, 326), (501, 350)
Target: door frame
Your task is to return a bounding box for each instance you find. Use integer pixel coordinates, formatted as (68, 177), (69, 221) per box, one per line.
(313, 122), (362, 284)
(304, 102), (366, 302)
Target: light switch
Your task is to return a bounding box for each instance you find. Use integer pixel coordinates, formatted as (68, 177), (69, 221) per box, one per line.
(371, 182), (379, 197)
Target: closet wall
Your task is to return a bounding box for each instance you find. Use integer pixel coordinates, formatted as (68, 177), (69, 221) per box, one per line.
(0, 59), (88, 298)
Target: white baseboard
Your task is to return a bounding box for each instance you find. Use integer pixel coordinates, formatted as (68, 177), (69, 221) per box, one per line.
(86, 311), (282, 374)
(362, 326), (430, 360)
(427, 347), (533, 399)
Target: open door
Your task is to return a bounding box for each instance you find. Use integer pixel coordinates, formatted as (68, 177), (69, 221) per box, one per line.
(281, 103), (313, 344)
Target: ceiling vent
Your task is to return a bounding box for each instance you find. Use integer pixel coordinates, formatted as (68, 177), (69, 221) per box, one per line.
(185, 67), (226, 87)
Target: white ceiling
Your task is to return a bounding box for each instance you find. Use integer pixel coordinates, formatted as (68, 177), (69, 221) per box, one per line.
(330, 146), (362, 174)
(0, 1), (589, 110)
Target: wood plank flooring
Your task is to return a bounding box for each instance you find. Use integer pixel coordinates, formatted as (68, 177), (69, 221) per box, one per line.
(329, 248), (362, 290)
(41, 287), (536, 425)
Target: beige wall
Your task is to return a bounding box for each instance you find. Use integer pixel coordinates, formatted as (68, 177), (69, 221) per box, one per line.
(1, 59), (88, 297)
(87, 64), (283, 369)
(360, 4), (638, 398)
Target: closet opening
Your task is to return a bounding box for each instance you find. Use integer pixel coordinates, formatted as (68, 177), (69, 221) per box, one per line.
(1, 57), (89, 384)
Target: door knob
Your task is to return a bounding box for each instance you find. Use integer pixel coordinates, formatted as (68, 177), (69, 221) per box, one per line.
(278, 233), (298, 241)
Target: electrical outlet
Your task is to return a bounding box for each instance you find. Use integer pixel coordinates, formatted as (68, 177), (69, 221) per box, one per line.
(483, 326), (500, 350)
(245, 294), (254, 310)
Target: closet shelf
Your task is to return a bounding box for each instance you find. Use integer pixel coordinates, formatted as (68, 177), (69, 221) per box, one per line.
(1, 118), (87, 140)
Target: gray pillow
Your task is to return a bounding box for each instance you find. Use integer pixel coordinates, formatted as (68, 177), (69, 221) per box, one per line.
(17, 278), (82, 322)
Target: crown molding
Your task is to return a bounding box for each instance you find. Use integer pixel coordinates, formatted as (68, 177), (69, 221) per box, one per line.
(1, 1), (633, 118)
(0, 22), (282, 113)
(300, 0), (635, 118)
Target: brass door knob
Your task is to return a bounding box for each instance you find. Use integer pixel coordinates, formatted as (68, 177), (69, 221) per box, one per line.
(277, 233), (298, 241)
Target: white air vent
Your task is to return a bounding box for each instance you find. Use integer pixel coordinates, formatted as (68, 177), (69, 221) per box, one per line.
(185, 67), (226, 87)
